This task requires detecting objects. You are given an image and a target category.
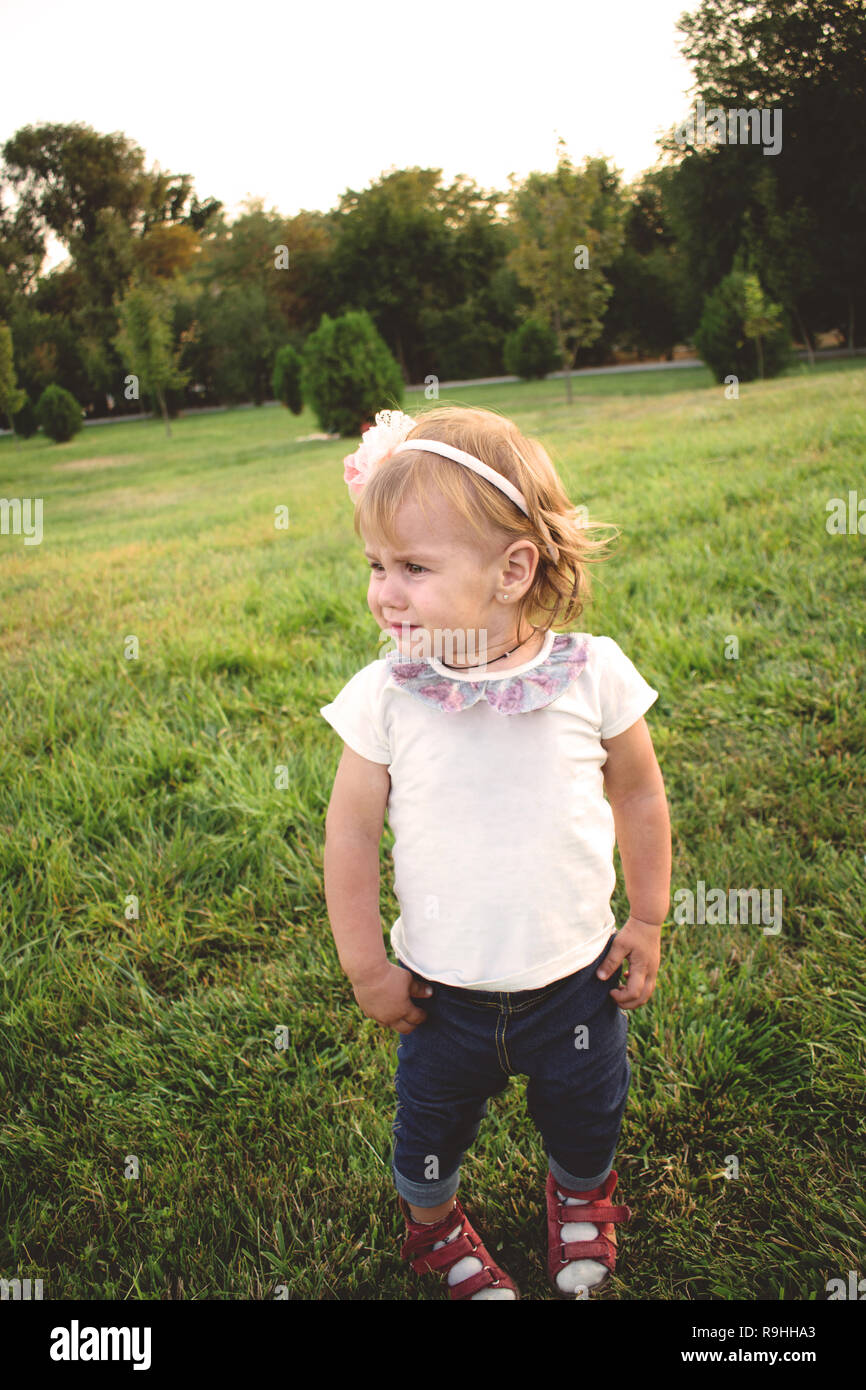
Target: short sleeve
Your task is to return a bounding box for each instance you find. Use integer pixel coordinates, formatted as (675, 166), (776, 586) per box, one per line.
(595, 637), (659, 739)
(319, 663), (391, 765)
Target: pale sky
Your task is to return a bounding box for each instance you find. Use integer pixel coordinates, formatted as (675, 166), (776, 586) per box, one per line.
(0, 0), (698, 274)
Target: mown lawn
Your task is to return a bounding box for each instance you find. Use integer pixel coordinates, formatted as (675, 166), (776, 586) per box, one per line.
(0, 358), (863, 1300)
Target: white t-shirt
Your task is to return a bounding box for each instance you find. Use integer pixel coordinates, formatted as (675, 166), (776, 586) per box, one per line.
(319, 629), (659, 991)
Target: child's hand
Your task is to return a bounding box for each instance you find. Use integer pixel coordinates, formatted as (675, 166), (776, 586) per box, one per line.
(596, 916), (662, 1010)
(351, 962), (433, 1034)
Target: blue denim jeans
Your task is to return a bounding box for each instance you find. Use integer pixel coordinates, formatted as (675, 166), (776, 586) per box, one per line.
(391, 933), (631, 1207)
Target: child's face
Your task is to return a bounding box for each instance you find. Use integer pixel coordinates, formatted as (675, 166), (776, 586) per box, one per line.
(364, 495), (537, 660)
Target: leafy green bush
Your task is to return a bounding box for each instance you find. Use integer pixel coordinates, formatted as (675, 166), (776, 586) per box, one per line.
(695, 271), (791, 384)
(272, 344), (304, 415)
(504, 318), (561, 379)
(12, 396), (39, 438)
(36, 384), (83, 442)
(300, 310), (404, 437)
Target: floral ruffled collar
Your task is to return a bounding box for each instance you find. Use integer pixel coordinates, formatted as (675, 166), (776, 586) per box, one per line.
(385, 632), (589, 715)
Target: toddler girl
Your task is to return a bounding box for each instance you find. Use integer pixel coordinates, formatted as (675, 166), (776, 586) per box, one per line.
(320, 405), (670, 1300)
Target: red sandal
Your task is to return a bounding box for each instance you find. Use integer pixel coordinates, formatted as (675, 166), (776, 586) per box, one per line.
(399, 1195), (520, 1300)
(546, 1169), (632, 1297)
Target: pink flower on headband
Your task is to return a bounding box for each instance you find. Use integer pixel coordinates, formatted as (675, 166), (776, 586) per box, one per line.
(343, 409), (417, 500)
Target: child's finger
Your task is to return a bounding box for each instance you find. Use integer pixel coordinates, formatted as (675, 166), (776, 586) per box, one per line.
(408, 977), (434, 998)
(610, 967), (649, 1005)
(394, 1005), (427, 1033)
(596, 952), (625, 981)
(403, 1000), (429, 1024)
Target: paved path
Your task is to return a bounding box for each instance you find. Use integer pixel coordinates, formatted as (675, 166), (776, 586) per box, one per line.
(2, 348), (862, 434)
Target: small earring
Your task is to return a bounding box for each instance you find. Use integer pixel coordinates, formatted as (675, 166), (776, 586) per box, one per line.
(501, 593), (509, 600)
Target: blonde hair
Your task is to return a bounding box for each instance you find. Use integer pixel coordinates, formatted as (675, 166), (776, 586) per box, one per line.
(353, 404), (618, 637)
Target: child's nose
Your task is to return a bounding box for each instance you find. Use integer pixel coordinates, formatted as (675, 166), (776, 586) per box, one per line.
(376, 574), (403, 606)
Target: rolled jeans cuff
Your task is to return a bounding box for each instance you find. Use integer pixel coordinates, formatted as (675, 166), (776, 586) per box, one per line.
(548, 1150), (614, 1193)
(392, 1160), (461, 1208)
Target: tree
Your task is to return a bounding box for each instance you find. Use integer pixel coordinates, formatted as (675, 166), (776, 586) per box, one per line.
(0, 322), (26, 447)
(0, 179), (45, 316)
(665, 0), (866, 348)
(1, 122), (215, 251)
(654, 138), (760, 340)
(601, 170), (687, 360)
(9, 283), (95, 412)
(505, 143), (626, 401)
(301, 310), (403, 437)
(272, 344), (304, 415)
(113, 279), (190, 436)
(503, 318), (560, 379)
(694, 270), (790, 383)
(191, 281), (286, 406)
(742, 272), (785, 379)
(36, 384), (83, 442)
(133, 222), (201, 281)
(1, 123), (220, 412)
(12, 397), (38, 438)
(324, 167), (517, 382)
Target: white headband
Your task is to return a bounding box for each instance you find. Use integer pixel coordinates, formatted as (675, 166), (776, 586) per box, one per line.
(392, 438), (530, 517)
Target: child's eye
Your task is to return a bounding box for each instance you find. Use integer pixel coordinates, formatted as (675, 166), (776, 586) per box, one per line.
(368, 562), (426, 575)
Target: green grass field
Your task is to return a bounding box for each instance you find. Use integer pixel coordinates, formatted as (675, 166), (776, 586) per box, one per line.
(1, 358), (864, 1300)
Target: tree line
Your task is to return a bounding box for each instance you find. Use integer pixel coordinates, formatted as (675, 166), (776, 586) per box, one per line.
(0, 0), (862, 434)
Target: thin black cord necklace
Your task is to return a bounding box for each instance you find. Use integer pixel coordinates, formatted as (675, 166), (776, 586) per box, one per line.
(437, 629), (538, 670)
